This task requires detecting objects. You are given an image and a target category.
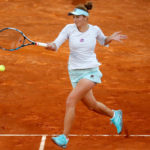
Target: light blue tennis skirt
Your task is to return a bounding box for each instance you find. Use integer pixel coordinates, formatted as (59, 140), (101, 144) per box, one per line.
(68, 67), (103, 88)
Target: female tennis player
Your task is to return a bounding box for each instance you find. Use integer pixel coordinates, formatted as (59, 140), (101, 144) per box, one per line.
(47, 2), (127, 148)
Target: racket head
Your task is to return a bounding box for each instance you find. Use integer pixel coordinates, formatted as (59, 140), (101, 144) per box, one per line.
(0, 27), (35, 51)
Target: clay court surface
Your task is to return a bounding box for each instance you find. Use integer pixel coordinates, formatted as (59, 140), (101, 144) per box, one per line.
(0, 0), (150, 149)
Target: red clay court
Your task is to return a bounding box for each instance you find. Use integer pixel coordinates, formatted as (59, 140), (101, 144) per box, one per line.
(0, 0), (150, 149)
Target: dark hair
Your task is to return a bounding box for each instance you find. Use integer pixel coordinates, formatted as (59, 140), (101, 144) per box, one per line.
(76, 2), (93, 12)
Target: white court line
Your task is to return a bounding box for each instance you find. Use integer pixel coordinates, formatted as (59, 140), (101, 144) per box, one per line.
(39, 136), (46, 150)
(0, 134), (150, 137)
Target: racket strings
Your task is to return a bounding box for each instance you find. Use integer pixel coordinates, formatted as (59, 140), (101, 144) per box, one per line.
(0, 29), (24, 50)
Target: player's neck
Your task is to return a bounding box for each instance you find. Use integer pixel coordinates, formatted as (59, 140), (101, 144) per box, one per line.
(78, 23), (89, 33)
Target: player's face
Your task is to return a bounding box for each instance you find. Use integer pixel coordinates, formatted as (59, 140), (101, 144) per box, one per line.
(73, 15), (88, 27)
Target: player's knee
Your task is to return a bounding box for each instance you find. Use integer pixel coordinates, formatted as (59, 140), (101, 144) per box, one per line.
(87, 102), (97, 111)
(66, 100), (74, 108)
(66, 95), (76, 108)
(88, 106), (94, 111)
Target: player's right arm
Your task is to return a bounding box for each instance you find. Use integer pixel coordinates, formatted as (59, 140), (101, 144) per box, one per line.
(46, 24), (70, 51)
(46, 43), (57, 51)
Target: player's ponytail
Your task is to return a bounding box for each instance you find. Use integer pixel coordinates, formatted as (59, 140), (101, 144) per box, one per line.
(76, 1), (93, 12)
(84, 2), (93, 11)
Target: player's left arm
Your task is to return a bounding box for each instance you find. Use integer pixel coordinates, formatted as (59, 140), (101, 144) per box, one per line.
(104, 31), (127, 45)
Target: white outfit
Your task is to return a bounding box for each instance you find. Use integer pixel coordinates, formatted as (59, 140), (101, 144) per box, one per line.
(53, 24), (107, 70)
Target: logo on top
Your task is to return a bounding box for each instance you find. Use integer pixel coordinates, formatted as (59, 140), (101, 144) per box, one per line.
(80, 38), (84, 42)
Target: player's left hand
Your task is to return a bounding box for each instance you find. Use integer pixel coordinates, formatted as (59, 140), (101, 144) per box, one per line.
(110, 31), (128, 42)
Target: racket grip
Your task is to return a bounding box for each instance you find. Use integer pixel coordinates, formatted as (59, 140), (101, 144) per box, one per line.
(35, 42), (48, 47)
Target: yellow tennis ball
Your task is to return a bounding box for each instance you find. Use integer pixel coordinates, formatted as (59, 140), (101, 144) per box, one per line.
(0, 65), (5, 72)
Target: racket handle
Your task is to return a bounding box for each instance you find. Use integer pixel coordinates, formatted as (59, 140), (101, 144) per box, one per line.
(35, 42), (48, 47)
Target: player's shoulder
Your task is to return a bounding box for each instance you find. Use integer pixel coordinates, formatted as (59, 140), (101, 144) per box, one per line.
(64, 24), (76, 30)
(89, 24), (102, 31)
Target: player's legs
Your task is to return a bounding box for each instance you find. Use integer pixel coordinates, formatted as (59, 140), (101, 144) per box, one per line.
(82, 90), (114, 117)
(63, 79), (96, 137)
(82, 90), (123, 134)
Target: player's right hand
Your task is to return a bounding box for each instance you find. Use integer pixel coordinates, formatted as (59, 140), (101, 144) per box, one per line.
(46, 43), (57, 51)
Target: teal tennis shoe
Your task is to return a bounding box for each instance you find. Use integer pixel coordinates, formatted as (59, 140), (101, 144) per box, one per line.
(110, 110), (123, 134)
(51, 134), (69, 148)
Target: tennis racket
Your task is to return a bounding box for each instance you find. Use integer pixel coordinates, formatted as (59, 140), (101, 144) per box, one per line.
(0, 27), (48, 51)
